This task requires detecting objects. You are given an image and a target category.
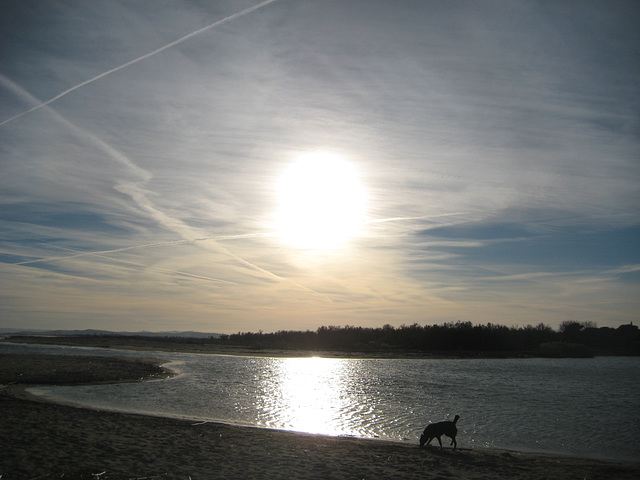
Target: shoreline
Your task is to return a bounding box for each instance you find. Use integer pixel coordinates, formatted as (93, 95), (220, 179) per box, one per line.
(3, 395), (638, 480)
(14, 381), (635, 465)
(0, 336), (601, 359)
(1, 354), (639, 479)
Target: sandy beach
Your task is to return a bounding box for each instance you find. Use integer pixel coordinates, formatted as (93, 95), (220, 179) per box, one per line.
(1, 354), (638, 480)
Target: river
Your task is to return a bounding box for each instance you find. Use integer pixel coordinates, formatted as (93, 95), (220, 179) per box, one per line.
(1, 342), (638, 462)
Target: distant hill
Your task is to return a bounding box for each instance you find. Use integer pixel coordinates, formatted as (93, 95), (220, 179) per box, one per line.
(0, 328), (222, 339)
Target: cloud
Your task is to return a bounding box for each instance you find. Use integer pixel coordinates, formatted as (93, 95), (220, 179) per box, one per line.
(0, 0), (638, 331)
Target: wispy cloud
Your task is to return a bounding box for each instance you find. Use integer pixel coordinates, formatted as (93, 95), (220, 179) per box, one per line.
(1, 71), (331, 304)
(1, 0), (638, 331)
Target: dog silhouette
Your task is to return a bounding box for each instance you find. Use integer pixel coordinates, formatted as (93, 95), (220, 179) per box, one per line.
(419, 415), (459, 450)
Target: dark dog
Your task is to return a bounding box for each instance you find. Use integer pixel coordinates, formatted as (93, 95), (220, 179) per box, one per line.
(419, 415), (459, 450)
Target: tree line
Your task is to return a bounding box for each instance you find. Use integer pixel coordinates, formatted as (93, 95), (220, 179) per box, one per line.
(215, 321), (640, 357)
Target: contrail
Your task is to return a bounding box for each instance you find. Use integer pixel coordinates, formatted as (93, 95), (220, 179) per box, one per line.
(6, 234), (274, 268)
(365, 212), (469, 225)
(0, 74), (151, 182)
(6, 238), (332, 300)
(0, 0), (280, 128)
(6, 240), (192, 267)
(1, 74), (329, 300)
(49, 245), (240, 286)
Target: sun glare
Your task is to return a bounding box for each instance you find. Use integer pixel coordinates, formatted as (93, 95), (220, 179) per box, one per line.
(276, 152), (367, 250)
(270, 357), (348, 436)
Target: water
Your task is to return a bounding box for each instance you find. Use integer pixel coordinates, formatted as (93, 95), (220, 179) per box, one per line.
(1, 342), (638, 462)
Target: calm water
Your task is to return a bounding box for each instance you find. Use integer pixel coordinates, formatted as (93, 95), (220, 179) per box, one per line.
(1, 342), (638, 462)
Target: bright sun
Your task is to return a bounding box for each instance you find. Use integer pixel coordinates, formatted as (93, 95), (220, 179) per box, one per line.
(276, 152), (367, 250)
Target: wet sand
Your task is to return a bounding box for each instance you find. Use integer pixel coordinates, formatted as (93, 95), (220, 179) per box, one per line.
(1, 354), (638, 479)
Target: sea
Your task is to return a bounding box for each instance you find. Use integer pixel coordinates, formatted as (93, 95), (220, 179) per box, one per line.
(1, 342), (638, 462)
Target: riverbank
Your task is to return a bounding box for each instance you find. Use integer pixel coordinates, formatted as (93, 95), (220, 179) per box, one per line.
(1, 335), (554, 358)
(1, 354), (639, 479)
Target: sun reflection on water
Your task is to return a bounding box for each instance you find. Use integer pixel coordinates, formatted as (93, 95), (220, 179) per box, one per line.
(257, 357), (355, 436)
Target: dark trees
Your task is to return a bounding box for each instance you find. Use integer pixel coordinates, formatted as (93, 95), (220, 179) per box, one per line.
(218, 321), (638, 356)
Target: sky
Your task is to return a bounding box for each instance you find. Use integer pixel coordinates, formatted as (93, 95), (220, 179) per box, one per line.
(1, 0), (638, 334)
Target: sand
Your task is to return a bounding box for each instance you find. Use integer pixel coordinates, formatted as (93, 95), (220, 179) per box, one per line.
(1, 354), (638, 480)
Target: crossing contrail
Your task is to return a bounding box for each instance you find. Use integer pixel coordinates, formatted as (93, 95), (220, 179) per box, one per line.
(0, 0), (280, 128)
(0, 73), (329, 300)
(48, 245), (240, 286)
